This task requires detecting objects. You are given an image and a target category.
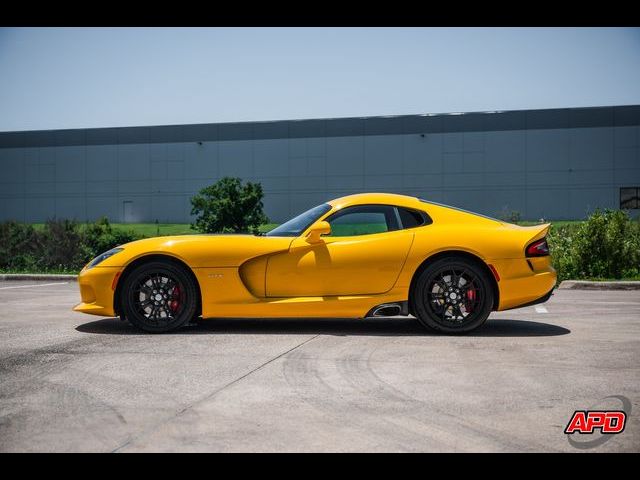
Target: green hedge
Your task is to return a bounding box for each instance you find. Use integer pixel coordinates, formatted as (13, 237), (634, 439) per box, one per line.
(1, 210), (639, 280)
(547, 209), (640, 282)
(0, 217), (141, 273)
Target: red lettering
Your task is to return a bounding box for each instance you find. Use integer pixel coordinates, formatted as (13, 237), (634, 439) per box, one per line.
(565, 411), (588, 433)
(603, 412), (626, 433)
(586, 411), (606, 431)
(566, 411), (627, 434)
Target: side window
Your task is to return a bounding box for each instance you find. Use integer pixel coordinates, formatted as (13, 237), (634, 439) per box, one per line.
(620, 187), (639, 209)
(397, 207), (430, 229)
(326, 205), (399, 237)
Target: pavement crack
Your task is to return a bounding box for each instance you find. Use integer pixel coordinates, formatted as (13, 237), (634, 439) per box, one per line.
(110, 334), (320, 453)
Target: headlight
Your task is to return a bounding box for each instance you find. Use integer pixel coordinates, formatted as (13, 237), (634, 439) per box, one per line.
(86, 248), (124, 269)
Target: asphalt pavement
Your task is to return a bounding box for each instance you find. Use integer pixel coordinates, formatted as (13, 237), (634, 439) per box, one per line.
(0, 280), (638, 452)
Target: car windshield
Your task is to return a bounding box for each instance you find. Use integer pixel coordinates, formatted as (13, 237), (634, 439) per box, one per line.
(265, 203), (332, 237)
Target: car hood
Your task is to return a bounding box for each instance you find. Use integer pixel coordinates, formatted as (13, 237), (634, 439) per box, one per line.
(98, 234), (295, 268)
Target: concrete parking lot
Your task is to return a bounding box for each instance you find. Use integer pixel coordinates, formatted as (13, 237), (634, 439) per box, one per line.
(0, 280), (638, 452)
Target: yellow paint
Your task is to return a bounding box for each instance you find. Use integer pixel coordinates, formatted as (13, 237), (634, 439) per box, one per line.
(74, 192), (556, 319)
(265, 231), (414, 296)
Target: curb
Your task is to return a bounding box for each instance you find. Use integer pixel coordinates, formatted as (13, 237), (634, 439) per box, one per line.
(559, 280), (640, 290)
(0, 274), (77, 281)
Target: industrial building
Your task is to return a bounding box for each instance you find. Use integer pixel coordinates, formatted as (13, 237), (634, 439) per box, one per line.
(1, 104), (639, 224)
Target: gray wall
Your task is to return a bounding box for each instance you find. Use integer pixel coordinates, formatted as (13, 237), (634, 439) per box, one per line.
(1, 105), (639, 223)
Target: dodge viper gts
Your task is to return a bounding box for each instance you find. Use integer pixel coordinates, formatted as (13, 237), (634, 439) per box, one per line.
(74, 193), (557, 333)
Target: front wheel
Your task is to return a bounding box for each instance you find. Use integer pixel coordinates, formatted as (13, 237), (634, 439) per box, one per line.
(412, 257), (494, 334)
(120, 260), (199, 333)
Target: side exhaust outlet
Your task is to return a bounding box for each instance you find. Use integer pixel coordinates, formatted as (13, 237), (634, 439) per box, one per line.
(365, 301), (409, 318)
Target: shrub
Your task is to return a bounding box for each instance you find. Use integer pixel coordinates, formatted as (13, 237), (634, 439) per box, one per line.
(38, 219), (88, 271)
(0, 221), (42, 271)
(190, 177), (269, 234)
(547, 224), (580, 282)
(548, 209), (640, 282)
(82, 216), (141, 261)
(572, 209), (640, 279)
(0, 217), (142, 273)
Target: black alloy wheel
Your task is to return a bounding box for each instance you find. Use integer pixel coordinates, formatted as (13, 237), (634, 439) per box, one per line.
(120, 260), (198, 333)
(412, 257), (493, 333)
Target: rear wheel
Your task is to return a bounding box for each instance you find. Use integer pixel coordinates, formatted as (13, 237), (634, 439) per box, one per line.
(120, 260), (198, 333)
(412, 257), (493, 334)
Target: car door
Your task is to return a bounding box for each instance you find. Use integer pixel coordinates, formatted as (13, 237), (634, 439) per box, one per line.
(265, 205), (415, 297)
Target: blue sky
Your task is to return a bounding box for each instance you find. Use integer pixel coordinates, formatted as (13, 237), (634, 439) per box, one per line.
(0, 27), (639, 132)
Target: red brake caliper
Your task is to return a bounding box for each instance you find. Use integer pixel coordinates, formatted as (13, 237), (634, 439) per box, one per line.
(466, 287), (476, 313)
(169, 284), (181, 313)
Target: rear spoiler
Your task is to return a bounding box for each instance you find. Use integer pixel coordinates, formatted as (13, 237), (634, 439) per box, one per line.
(523, 223), (551, 245)
(519, 223), (551, 257)
(499, 220), (550, 246)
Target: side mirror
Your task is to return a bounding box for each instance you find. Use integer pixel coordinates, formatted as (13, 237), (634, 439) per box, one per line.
(306, 220), (331, 244)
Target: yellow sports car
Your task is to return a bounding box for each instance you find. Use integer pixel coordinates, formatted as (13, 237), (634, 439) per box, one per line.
(74, 193), (556, 333)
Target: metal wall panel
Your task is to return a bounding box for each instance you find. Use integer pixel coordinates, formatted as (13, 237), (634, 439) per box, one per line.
(1, 198), (25, 221)
(257, 177), (289, 191)
(0, 148), (25, 182)
(25, 196), (55, 222)
(326, 137), (364, 176)
(90, 181), (118, 194)
(614, 168), (640, 185)
(614, 146), (638, 169)
(403, 134), (442, 175)
(55, 146), (85, 182)
(184, 141), (218, 180)
(364, 135), (403, 175)
(364, 174), (403, 190)
(403, 174), (443, 190)
(25, 181), (55, 196)
(56, 196), (87, 220)
(526, 129), (570, 172)
(264, 192), (290, 221)
(1, 107), (639, 223)
(569, 127), (613, 171)
(86, 197), (119, 221)
(443, 173), (484, 188)
(118, 144), (150, 181)
(326, 174), (364, 190)
(151, 195), (188, 223)
(218, 141), (252, 178)
(614, 126), (638, 148)
(484, 130), (525, 172)
(484, 172), (526, 187)
(289, 175), (325, 191)
(86, 145), (118, 181)
(484, 189), (527, 217)
(254, 139), (289, 177)
(443, 152), (464, 173)
(56, 181), (85, 194)
(526, 188), (570, 220)
(570, 169), (614, 187)
(569, 188), (615, 218)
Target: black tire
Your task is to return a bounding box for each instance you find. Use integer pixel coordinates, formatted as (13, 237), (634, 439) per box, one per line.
(120, 260), (198, 333)
(412, 257), (494, 334)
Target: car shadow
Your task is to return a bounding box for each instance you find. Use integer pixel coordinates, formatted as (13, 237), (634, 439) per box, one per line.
(75, 317), (570, 337)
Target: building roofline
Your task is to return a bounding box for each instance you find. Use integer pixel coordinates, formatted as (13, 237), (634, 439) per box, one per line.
(1, 104), (639, 149)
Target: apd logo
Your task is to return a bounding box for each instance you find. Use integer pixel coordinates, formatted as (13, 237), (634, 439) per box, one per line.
(564, 395), (631, 449)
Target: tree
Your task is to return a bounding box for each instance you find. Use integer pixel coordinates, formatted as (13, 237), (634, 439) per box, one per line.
(190, 177), (269, 234)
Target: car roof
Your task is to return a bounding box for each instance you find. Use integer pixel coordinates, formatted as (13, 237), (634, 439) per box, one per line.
(327, 192), (503, 226)
(328, 192), (423, 210)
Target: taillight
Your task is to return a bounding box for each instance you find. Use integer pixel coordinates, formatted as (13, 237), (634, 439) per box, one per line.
(526, 238), (550, 257)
